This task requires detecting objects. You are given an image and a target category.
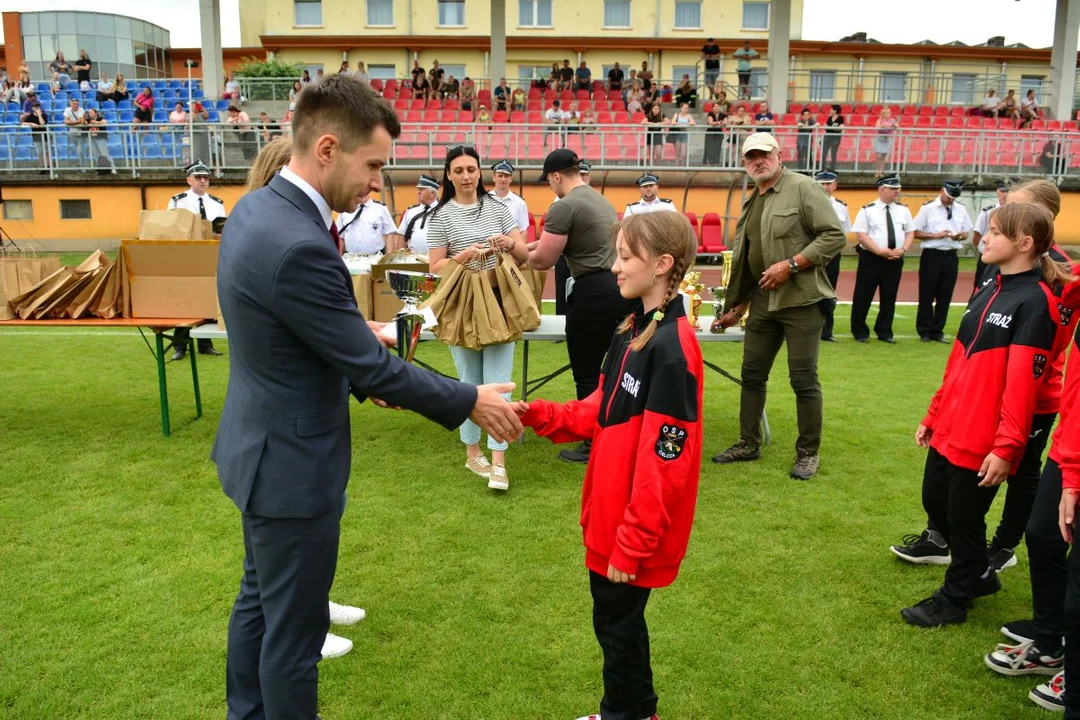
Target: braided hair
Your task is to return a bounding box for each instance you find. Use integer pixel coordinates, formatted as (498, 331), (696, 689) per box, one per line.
(992, 202), (1075, 288)
(613, 212), (699, 351)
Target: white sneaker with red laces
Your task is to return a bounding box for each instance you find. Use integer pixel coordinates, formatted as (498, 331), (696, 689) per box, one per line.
(1030, 671), (1065, 712)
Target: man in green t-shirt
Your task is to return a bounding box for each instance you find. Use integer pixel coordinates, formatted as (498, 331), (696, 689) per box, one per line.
(733, 41), (760, 100)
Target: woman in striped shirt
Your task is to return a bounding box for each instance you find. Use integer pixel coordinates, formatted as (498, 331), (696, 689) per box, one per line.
(428, 144), (528, 491)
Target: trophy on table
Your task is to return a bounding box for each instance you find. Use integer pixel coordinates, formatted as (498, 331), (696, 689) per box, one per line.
(386, 270), (441, 363)
(709, 250), (734, 333)
(679, 270), (704, 330)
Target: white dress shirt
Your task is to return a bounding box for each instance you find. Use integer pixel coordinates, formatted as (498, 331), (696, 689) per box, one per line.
(829, 197), (852, 234)
(168, 189), (227, 222)
(973, 202), (1004, 252)
(912, 197), (973, 251)
(624, 197), (677, 216)
(852, 200), (914, 251)
(279, 166), (332, 231)
(488, 190), (530, 233)
(397, 201), (439, 253)
(337, 198), (398, 255)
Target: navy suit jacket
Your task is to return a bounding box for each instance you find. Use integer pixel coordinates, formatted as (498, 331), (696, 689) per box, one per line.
(212, 173), (477, 518)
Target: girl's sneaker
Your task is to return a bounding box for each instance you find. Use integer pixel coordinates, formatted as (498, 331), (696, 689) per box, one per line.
(1029, 671), (1065, 712)
(984, 640), (1063, 676)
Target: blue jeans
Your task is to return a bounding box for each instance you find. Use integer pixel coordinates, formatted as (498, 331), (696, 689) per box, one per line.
(449, 342), (515, 451)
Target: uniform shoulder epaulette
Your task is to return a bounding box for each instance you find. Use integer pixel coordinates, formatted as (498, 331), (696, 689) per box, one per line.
(922, 198), (935, 205)
(407, 203), (421, 210)
(982, 204), (997, 212)
(835, 198), (847, 206)
(627, 200), (641, 207)
(207, 194), (225, 204)
(862, 201), (876, 208)
(171, 192), (187, 201)
(659, 198), (674, 203)
(372, 199), (386, 205)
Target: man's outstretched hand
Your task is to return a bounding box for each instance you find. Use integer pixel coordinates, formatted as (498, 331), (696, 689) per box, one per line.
(470, 383), (523, 443)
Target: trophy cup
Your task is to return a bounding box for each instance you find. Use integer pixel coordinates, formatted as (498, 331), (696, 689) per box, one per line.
(386, 270), (441, 364)
(679, 270), (704, 330)
(709, 250), (734, 333)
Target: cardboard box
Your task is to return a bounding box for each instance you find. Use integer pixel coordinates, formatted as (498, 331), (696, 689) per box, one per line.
(122, 240), (219, 319)
(351, 273), (373, 319)
(370, 262), (429, 323)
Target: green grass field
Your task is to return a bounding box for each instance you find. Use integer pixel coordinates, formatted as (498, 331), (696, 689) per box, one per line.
(0, 304), (1058, 719)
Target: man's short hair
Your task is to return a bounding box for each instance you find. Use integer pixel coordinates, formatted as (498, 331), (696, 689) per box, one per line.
(292, 74), (401, 153)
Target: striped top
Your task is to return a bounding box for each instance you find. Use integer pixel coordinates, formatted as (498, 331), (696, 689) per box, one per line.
(427, 197), (517, 271)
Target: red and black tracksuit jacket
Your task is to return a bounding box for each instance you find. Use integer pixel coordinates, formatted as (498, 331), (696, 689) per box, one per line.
(521, 302), (704, 588)
(923, 267), (1060, 473)
(1051, 324), (1080, 489)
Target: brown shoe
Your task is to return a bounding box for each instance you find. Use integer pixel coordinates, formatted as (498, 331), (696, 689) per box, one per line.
(465, 454), (492, 478)
(712, 440), (761, 464)
(790, 453), (820, 480)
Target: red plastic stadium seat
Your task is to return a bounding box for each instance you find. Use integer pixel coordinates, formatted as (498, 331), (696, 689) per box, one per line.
(907, 151), (926, 164)
(594, 99), (609, 112)
(526, 214), (536, 243)
(931, 117), (948, 129)
(577, 90), (591, 100)
(596, 111), (613, 123)
(683, 212), (699, 237)
(614, 111), (630, 123)
(394, 98), (410, 111)
(370, 79), (384, 92)
(510, 111), (525, 123)
(788, 103), (803, 114)
(916, 116), (932, 128)
(428, 99), (442, 110)
(527, 111), (543, 123)
(917, 106), (932, 116)
(493, 111), (508, 122)
(444, 99), (459, 110)
(701, 213), (725, 253)
(949, 117), (966, 129)
(608, 90), (622, 101)
(934, 105), (950, 116)
(383, 87), (397, 100)
(405, 110), (421, 122)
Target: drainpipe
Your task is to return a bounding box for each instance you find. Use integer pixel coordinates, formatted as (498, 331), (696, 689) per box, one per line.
(408, 0), (413, 36)
(654, 0), (661, 37)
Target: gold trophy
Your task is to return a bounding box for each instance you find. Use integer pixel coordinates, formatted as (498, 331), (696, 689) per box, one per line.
(709, 250), (734, 333)
(679, 270), (704, 330)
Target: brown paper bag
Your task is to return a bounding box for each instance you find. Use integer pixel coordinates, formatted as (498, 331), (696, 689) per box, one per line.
(138, 210), (216, 240)
(66, 262), (113, 318)
(421, 261), (471, 348)
(93, 253), (123, 319)
(495, 254), (542, 333)
(10, 266), (77, 319)
(459, 274), (477, 350)
(519, 268), (547, 310)
(41, 271), (97, 318)
(471, 271), (513, 348)
(0, 253), (62, 320)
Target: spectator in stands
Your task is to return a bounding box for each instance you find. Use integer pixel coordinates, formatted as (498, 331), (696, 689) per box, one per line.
(675, 74), (698, 108)
(19, 87), (37, 116)
(412, 72), (431, 101)
(112, 73), (129, 102)
(565, 100), (582, 126)
(300, 69), (312, 86)
(133, 87), (154, 126)
(190, 100), (209, 123)
(169, 102), (187, 124)
(85, 108), (116, 174)
(1039, 139), (1059, 175)
(226, 104), (256, 161)
(1000, 89), (1020, 122)
(701, 38), (721, 98)
(607, 62), (625, 93)
(63, 97), (89, 166)
(1, 78), (25, 105)
(575, 61), (592, 92)
(443, 74), (460, 100)
(410, 60), (425, 87)
(642, 103), (668, 163)
(460, 77), (476, 112)
(796, 108), (816, 170)
(429, 60), (445, 97)
(49, 73), (62, 98)
(474, 104), (493, 124)
(74, 50), (92, 90)
(626, 82), (645, 114)
(281, 106), (294, 138)
(734, 41), (759, 100)
(17, 64), (30, 85)
(625, 68), (639, 95)
(289, 80), (303, 102)
(822, 104), (844, 169)
(494, 78), (510, 112)
(873, 107), (898, 175)
(20, 100), (49, 172)
(222, 72), (240, 101)
(338, 61), (350, 74)
(579, 106), (598, 129)
(559, 60), (575, 92)
(1020, 89), (1041, 128)
(639, 61), (654, 93)
(354, 62), (369, 84)
(980, 88), (1001, 117)
(315, 68), (325, 83)
(713, 90), (732, 117)
(49, 51), (73, 85)
(258, 111), (280, 143)
(754, 101), (775, 132)
(545, 99), (570, 127)
(95, 72), (113, 104)
(725, 103), (753, 150)
(668, 103), (695, 164)
(704, 101), (728, 165)
(511, 87), (527, 111)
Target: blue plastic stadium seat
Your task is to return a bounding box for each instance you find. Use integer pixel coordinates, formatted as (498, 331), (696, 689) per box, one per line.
(168, 80), (182, 89)
(15, 147), (35, 161)
(152, 110), (167, 122)
(16, 134), (32, 147)
(65, 82), (80, 92)
(84, 100), (99, 111)
(141, 145), (163, 159)
(159, 132), (175, 145)
(205, 110), (219, 122)
(101, 100), (116, 110)
(118, 100), (132, 110)
(109, 144), (125, 159)
(215, 99), (231, 111)
(3, 113), (16, 124)
(6, 102), (20, 112)
(104, 110), (118, 122)
(0, 146), (11, 162)
(119, 110), (134, 122)
(36, 83), (50, 93)
(153, 98), (165, 109)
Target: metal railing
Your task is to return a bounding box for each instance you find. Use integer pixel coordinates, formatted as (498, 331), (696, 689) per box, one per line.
(3, 122), (1077, 181)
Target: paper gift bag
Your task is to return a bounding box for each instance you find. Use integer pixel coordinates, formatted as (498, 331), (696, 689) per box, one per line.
(421, 261), (471, 348)
(0, 253), (62, 320)
(10, 266), (76, 319)
(495, 254), (542, 334)
(471, 270), (513, 348)
(519, 268), (547, 310)
(40, 271), (97, 318)
(92, 250), (127, 319)
(65, 261), (113, 318)
(138, 210), (216, 240)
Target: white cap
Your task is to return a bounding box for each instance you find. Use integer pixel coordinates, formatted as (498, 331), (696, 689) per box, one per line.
(741, 132), (780, 156)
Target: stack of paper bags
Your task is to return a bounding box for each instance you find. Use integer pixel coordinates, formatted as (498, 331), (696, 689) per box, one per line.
(6, 250), (129, 320)
(0, 250), (62, 320)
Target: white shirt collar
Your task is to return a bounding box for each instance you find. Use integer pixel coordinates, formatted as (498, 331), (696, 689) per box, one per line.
(279, 166), (333, 231)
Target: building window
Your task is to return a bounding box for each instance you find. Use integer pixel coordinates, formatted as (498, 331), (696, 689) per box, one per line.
(519, 0), (552, 26)
(749, 68), (767, 99)
(879, 72), (907, 103)
(604, 0), (631, 28)
(742, 1), (769, 30)
(438, 0), (465, 26)
(59, 199), (91, 220)
(368, 64), (397, 80)
(674, 1), (701, 29)
(950, 73), (976, 105)
(1020, 75), (1045, 103)
(519, 65), (551, 85)
(367, 0), (394, 25)
(3, 199), (32, 221)
(295, 0), (322, 26)
(809, 71), (836, 102)
(672, 65), (696, 86)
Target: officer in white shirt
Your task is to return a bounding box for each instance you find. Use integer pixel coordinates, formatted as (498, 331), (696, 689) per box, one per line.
(972, 178), (1011, 290)
(579, 161), (591, 186)
(337, 194), (399, 255)
(167, 161), (226, 361)
(850, 174), (914, 344)
(397, 174), (440, 254)
(814, 170), (851, 342)
(624, 173), (677, 216)
(488, 160), (530, 233)
(912, 180), (973, 343)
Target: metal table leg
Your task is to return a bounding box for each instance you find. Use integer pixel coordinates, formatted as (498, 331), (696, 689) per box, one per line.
(189, 335), (202, 419)
(154, 332), (171, 437)
(519, 340), (530, 445)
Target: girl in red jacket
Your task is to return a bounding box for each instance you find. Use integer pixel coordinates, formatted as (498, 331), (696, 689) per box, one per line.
(903, 202), (1075, 628)
(515, 211), (703, 720)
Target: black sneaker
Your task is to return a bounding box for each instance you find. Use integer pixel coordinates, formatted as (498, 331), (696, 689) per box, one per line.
(901, 590), (968, 628)
(974, 567), (1002, 598)
(890, 530), (950, 565)
(558, 441), (591, 464)
(1029, 672), (1065, 712)
(989, 546), (1018, 572)
(712, 441), (760, 464)
(1001, 619), (1037, 644)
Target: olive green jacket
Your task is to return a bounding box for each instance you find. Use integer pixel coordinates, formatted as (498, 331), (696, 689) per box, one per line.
(723, 169), (847, 314)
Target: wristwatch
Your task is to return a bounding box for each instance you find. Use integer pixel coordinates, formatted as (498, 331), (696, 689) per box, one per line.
(788, 258), (800, 274)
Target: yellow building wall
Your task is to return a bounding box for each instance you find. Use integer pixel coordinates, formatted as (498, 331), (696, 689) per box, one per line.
(276, 48), (345, 75)
(346, 48), (411, 76)
(409, 0), (490, 35)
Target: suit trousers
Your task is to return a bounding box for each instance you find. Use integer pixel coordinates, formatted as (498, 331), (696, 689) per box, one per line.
(740, 288), (825, 455)
(566, 272), (635, 401)
(916, 248), (958, 341)
(226, 507), (341, 720)
(821, 255), (841, 340)
(590, 571), (657, 720)
(1027, 458), (1068, 654)
(922, 448), (1000, 607)
(850, 251), (903, 341)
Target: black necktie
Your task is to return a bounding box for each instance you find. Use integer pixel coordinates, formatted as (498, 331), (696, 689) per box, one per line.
(198, 196), (206, 220)
(885, 205), (897, 250)
(419, 205), (430, 229)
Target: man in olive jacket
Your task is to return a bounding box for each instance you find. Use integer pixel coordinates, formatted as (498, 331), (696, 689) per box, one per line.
(714, 132), (846, 479)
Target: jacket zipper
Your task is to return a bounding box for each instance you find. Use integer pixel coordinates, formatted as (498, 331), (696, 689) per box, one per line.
(604, 326), (637, 423)
(966, 275), (1001, 359)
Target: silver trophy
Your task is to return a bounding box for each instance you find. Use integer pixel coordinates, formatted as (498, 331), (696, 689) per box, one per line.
(386, 269), (442, 363)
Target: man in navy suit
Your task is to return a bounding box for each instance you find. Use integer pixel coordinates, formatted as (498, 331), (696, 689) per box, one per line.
(213, 74), (523, 719)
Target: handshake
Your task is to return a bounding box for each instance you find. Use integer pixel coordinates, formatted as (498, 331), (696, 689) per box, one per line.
(468, 384), (531, 443)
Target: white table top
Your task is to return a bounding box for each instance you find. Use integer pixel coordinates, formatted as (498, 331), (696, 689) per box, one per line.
(191, 314), (744, 343)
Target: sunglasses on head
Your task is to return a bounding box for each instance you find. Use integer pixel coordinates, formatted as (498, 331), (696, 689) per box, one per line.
(446, 142), (477, 153)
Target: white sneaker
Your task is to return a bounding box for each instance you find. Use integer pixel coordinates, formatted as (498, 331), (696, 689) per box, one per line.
(329, 600), (366, 626)
(488, 465), (509, 491)
(320, 632), (353, 660)
(1030, 671), (1065, 712)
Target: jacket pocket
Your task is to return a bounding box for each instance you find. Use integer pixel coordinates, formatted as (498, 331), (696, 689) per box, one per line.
(295, 407), (348, 437)
(770, 207), (804, 254)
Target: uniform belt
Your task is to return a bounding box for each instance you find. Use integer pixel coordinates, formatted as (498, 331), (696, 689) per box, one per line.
(922, 247), (958, 253)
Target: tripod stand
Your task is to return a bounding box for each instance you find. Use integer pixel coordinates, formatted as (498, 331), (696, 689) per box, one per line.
(0, 223), (19, 252)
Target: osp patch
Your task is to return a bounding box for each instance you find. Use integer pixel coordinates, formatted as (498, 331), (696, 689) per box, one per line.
(1034, 353), (1048, 379)
(655, 424), (688, 461)
(1059, 303), (1074, 327)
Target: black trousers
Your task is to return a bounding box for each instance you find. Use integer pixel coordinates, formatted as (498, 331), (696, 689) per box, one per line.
(796, 138), (811, 170)
(850, 250), (902, 341)
(916, 248), (958, 341)
(565, 272), (635, 401)
(922, 448), (1001, 607)
(172, 326), (215, 353)
(821, 134), (841, 169)
(1028, 458), (1067, 653)
(590, 571), (657, 720)
(554, 256), (571, 316)
(226, 508), (340, 720)
(1063, 506), (1080, 717)
(821, 255), (841, 340)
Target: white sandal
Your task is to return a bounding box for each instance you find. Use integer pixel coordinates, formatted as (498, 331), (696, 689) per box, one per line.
(488, 465), (509, 491)
(465, 454), (492, 478)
